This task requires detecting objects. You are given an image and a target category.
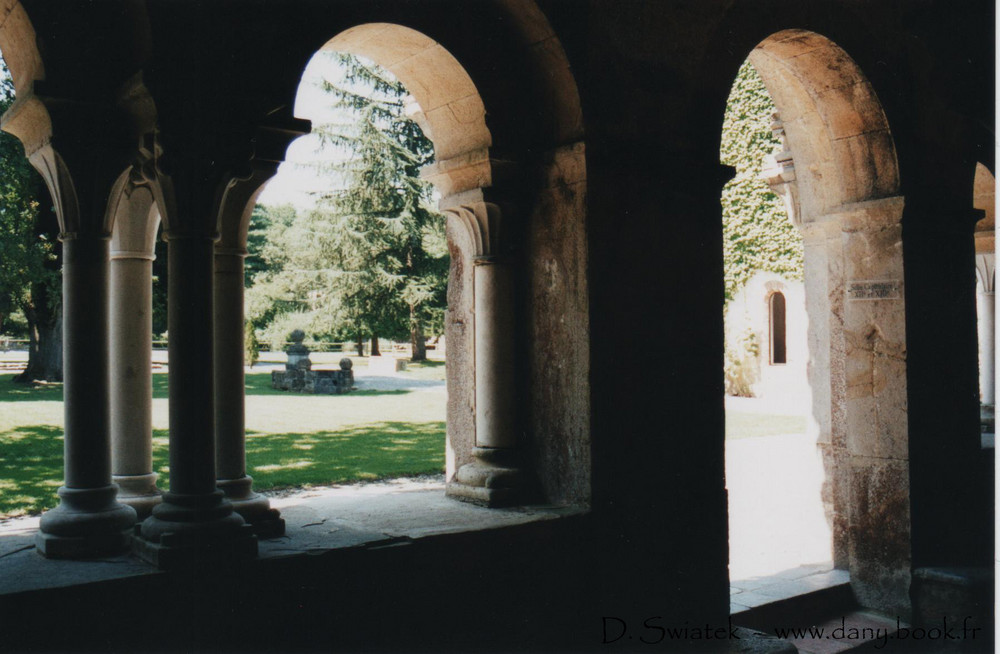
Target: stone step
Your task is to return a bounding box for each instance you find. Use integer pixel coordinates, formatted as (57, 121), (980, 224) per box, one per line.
(733, 579), (856, 635)
(778, 611), (903, 654)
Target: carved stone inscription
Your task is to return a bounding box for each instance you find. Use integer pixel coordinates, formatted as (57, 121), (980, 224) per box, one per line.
(848, 280), (902, 301)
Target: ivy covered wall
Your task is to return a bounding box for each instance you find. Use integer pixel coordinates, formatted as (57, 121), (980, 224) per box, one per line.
(720, 61), (804, 302)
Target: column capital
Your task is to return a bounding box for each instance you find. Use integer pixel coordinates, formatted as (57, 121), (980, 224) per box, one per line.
(975, 253), (995, 293)
(2, 83), (153, 237)
(444, 201), (507, 258)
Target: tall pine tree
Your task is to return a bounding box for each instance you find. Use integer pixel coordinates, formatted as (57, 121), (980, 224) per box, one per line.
(248, 53), (447, 359)
(313, 53), (447, 359)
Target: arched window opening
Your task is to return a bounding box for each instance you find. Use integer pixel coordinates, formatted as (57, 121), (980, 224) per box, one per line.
(0, 13), (590, 577)
(768, 292), (786, 365)
(723, 30), (908, 620)
(236, 50), (452, 512)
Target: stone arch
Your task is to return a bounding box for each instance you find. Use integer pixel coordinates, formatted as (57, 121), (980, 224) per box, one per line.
(0, 0), (44, 99)
(320, 23), (491, 192)
(750, 30), (900, 219)
(242, 20), (590, 506)
(739, 30), (910, 616)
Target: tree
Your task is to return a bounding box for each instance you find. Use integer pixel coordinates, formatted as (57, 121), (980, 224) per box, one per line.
(720, 61), (803, 302)
(0, 61), (62, 383)
(314, 53), (448, 360)
(246, 53), (448, 360)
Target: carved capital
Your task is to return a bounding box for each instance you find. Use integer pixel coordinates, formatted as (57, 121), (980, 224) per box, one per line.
(444, 202), (505, 258)
(761, 113), (801, 227)
(3, 81), (155, 237)
(975, 253), (995, 294)
(215, 119), (310, 251)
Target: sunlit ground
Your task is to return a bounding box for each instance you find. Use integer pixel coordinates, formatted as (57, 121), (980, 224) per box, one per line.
(0, 355), (446, 518)
(726, 395), (833, 581)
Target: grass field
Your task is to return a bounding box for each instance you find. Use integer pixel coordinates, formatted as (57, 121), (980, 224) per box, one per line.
(0, 353), (806, 518)
(0, 358), (447, 518)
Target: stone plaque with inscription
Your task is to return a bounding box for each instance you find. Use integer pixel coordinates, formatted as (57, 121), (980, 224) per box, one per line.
(847, 280), (902, 301)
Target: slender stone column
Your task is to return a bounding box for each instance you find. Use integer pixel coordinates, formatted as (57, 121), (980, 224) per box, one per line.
(109, 201), (162, 518)
(975, 253), (995, 408)
(472, 257), (518, 449)
(446, 204), (530, 506)
(36, 233), (137, 557)
(133, 229), (256, 568)
(214, 248), (284, 537)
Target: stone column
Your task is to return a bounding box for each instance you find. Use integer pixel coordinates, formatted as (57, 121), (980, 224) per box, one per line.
(4, 89), (146, 558)
(472, 257), (518, 449)
(446, 204), (530, 506)
(212, 154), (297, 537)
(37, 232), (138, 557)
(214, 247), (284, 537)
(975, 253), (995, 409)
(109, 196), (162, 518)
(132, 225), (256, 568)
(837, 197), (912, 618)
(798, 220), (850, 570)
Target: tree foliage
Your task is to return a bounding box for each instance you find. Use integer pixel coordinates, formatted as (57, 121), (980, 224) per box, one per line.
(246, 53), (448, 357)
(0, 61), (62, 382)
(720, 61), (803, 302)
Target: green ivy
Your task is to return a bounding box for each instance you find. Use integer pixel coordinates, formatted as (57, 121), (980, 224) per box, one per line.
(721, 61), (804, 302)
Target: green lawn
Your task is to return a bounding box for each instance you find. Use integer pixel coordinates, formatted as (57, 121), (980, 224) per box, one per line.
(0, 360), (446, 518)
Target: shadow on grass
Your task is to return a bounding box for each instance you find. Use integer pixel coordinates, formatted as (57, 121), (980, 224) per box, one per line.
(0, 422), (444, 518)
(0, 375), (63, 402)
(245, 421), (445, 491)
(0, 425), (64, 516)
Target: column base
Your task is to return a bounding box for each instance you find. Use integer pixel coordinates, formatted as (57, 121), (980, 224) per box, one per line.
(35, 485), (137, 559)
(218, 476), (285, 539)
(446, 447), (531, 508)
(132, 490), (257, 569)
(113, 472), (163, 520)
(980, 404), (994, 432)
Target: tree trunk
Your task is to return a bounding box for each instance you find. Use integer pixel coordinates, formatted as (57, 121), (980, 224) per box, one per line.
(14, 295), (62, 383)
(410, 306), (426, 362)
(355, 332), (364, 357)
(370, 333), (380, 357)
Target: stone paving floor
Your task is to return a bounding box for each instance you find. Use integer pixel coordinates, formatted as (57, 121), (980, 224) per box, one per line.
(0, 477), (575, 596)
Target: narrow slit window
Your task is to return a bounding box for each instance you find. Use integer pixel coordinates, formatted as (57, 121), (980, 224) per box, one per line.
(770, 292), (787, 365)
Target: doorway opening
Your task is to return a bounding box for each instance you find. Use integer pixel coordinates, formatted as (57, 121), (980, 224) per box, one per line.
(723, 30), (911, 618)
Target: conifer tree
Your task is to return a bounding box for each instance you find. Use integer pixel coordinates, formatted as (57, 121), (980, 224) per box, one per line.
(245, 54), (448, 359)
(313, 53), (447, 360)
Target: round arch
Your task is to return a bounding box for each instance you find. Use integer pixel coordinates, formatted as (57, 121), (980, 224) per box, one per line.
(750, 29), (900, 219)
(729, 29), (911, 617)
(261, 19), (591, 506)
